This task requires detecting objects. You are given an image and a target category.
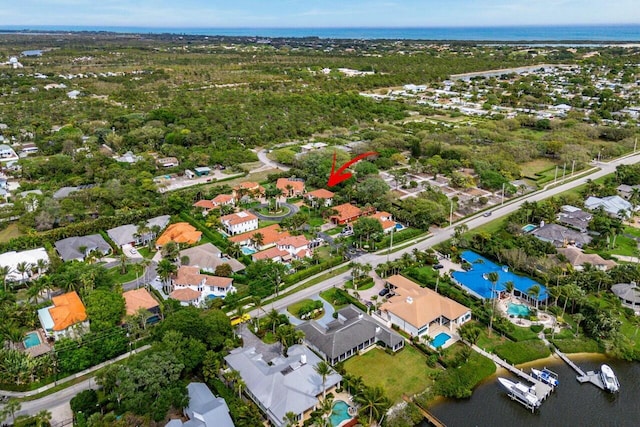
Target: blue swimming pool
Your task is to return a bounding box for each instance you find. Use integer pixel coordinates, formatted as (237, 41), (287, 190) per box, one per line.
(24, 332), (41, 349)
(431, 332), (451, 348)
(329, 400), (352, 427)
(241, 246), (256, 255)
(451, 250), (547, 301)
(507, 302), (531, 317)
(395, 223), (405, 230)
(522, 224), (537, 232)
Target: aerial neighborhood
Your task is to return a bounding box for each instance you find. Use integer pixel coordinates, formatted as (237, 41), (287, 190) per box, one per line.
(2, 32), (640, 427)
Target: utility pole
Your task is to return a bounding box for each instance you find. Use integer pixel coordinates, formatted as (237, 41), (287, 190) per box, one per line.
(501, 182), (506, 205)
(635, 137), (638, 153)
(449, 199), (454, 228)
(562, 163), (566, 181)
(571, 160), (576, 177)
(554, 165), (558, 183)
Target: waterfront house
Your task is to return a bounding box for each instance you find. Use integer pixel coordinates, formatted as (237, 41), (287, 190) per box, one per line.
(611, 283), (640, 312)
(166, 382), (234, 427)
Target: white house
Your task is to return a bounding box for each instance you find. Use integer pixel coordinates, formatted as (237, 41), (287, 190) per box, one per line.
(166, 382), (234, 427)
(220, 211), (258, 235)
(585, 195), (635, 217)
(276, 235), (310, 259)
(0, 247), (49, 283)
(169, 266), (236, 306)
(38, 291), (89, 340)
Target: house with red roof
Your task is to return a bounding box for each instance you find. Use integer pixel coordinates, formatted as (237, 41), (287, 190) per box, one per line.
(169, 266), (236, 307)
(276, 235), (311, 259)
(277, 178), (305, 197)
(220, 211), (259, 235)
(305, 189), (335, 207)
(228, 224), (290, 250)
(38, 291), (89, 339)
(233, 182), (265, 199)
(330, 203), (363, 225)
(193, 194), (235, 215)
(252, 246), (292, 263)
(370, 211), (397, 233)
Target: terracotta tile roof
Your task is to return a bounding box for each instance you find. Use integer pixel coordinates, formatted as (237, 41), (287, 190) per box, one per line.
(174, 266), (234, 288)
(252, 247), (290, 262)
(277, 178), (305, 194)
(221, 211), (258, 225)
(212, 194), (234, 205)
(380, 275), (470, 330)
(123, 288), (159, 316)
(277, 235), (309, 248)
(156, 223), (202, 247)
(193, 199), (215, 209)
(229, 224), (290, 246)
(296, 249), (309, 259)
(331, 203), (362, 223)
(170, 288), (201, 302)
(49, 291), (87, 331)
(307, 189), (335, 199)
(234, 182), (264, 193)
(203, 276), (233, 288)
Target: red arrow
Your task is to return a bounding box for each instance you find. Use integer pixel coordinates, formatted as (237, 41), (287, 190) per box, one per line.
(327, 151), (378, 187)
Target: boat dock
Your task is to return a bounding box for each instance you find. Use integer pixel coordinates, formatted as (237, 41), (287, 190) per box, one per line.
(473, 346), (553, 401)
(554, 349), (605, 390)
(403, 395), (447, 427)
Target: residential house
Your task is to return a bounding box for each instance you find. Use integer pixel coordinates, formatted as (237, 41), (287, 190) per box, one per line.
(370, 211), (397, 233)
(54, 234), (112, 262)
(38, 291), (89, 339)
(19, 143), (38, 156)
(585, 195), (635, 218)
(299, 142), (328, 153)
(232, 182), (265, 199)
(276, 178), (305, 197)
(156, 223), (202, 248)
(611, 283), (640, 312)
(305, 189), (335, 207)
(224, 344), (342, 427)
(557, 205), (592, 232)
(297, 305), (404, 365)
(330, 203), (362, 225)
(616, 184), (640, 200)
(106, 215), (170, 248)
(114, 151), (142, 163)
(276, 235), (311, 259)
(557, 246), (617, 271)
(252, 246), (292, 263)
(0, 247), (49, 282)
(170, 266), (236, 306)
(166, 382), (235, 427)
(229, 224), (290, 250)
(378, 275), (471, 339)
(157, 157), (179, 168)
(122, 288), (160, 321)
(0, 144), (18, 161)
(52, 186), (79, 200)
(193, 194), (235, 215)
(220, 211), (259, 235)
(531, 223), (592, 248)
(180, 243), (246, 273)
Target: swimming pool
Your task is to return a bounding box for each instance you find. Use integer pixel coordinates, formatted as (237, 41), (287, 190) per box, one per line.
(507, 302), (531, 317)
(241, 246), (256, 255)
(395, 223), (405, 231)
(24, 332), (41, 349)
(431, 332), (451, 349)
(452, 250), (547, 301)
(522, 224), (537, 233)
(329, 400), (352, 427)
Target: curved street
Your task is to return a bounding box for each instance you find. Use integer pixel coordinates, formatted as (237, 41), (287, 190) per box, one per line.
(250, 202), (299, 221)
(256, 149), (291, 172)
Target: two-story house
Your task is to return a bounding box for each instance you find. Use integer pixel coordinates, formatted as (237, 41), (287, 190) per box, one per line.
(276, 178), (305, 197)
(220, 211), (259, 236)
(170, 266), (236, 306)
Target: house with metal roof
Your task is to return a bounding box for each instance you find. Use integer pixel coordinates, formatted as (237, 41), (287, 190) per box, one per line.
(166, 382), (235, 427)
(296, 305), (404, 365)
(224, 344), (341, 427)
(585, 195), (635, 217)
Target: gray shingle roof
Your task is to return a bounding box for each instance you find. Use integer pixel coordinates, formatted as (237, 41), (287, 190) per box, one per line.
(54, 234), (111, 261)
(532, 223), (592, 247)
(106, 215), (171, 247)
(297, 305), (403, 362)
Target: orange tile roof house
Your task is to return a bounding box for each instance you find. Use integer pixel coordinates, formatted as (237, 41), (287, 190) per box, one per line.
(193, 194), (235, 215)
(156, 222), (202, 248)
(276, 178), (305, 197)
(38, 291), (89, 339)
(252, 246), (291, 263)
(276, 235), (311, 259)
(379, 275), (471, 340)
(305, 189), (335, 207)
(370, 211), (397, 233)
(220, 211), (259, 236)
(123, 288), (160, 317)
(233, 182), (265, 198)
(330, 203), (362, 225)
(228, 224), (290, 250)
(170, 266), (236, 307)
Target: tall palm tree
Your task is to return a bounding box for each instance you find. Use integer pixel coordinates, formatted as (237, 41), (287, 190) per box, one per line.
(119, 252), (128, 275)
(504, 280), (515, 299)
(0, 265), (10, 292)
(35, 258), (49, 276)
(283, 411), (299, 427)
(226, 243), (242, 259)
(486, 271), (499, 336)
(314, 361), (334, 399)
(156, 259), (177, 295)
(252, 232), (264, 249)
(527, 284), (541, 310)
(15, 261), (31, 284)
(354, 386), (389, 425)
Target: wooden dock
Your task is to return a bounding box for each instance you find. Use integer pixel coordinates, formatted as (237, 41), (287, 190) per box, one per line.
(554, 349), (605, 390)
(473, 345), (553, 401)
(403, 395), (447, 427)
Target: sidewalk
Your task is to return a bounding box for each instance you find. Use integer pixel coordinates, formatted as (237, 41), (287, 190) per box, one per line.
(0, 345), (151, 398)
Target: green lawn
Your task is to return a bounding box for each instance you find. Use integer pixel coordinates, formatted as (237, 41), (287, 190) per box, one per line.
(314, 246), (332, 260)
(107, 264), (144, 284)
(286, 299), (322, 319)
(326, 227), (342, 236)
(587, 234), (638, 257)
(319, 288), (350, 310)
(343, 346), (437, 403)
(344, 277), (375, 291)
(0, 223), (24, 243)
(137, 247), (155, 259)
(520, 158), (557, 180)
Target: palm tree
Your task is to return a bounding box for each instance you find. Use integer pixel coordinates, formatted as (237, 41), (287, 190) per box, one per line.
(573, 313), (584, 337)
(33, 410), (52, 427)
(140, 258), (152, 286)
(314, 361), (334, 399)
(0, 398), (21, 424)
(161, 241), (180, 261)
(486, 271), (499, 336)
(226, 243), (242, 259)
(156, 259), (177, 295)
(0, 265), (9, 292)
(267, 309), (281, 334)
(35, 258), (48, 276)
(283, 411), (299, 427)
(527, 284), (541, 310)
(504, 280), (515, 299)
(16, 261), (31, 284)
(354, 386), (389, 425)
(119, 252), (128, 275)
(252, 232), (264, 249)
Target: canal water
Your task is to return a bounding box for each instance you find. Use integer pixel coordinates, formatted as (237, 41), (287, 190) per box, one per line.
(425, 355), (640, 427)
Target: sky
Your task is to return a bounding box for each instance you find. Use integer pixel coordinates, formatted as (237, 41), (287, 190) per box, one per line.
(1, 0), (640, 28)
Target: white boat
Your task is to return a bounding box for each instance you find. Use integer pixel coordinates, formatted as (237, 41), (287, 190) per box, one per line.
(498, 377), (541, 410)
(600, 364), (620, 393)
(531, 368), (559, 388)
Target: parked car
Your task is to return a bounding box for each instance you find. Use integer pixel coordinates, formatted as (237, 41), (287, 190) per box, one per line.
(378, 288), (390, 297)
(433, 264), (444, 270)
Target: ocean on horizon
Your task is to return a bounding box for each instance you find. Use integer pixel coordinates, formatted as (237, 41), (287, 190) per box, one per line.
(2, 24), (640, 42)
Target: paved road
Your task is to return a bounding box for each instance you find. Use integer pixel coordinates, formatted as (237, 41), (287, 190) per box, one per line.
(249, 153), (640, 318)
(250, 202), (299, 221)
(257, 149), (291, 171)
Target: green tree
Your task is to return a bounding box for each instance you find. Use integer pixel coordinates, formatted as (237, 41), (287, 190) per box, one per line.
(84, 289), (126, 332)
(314, 361), (334, 399)
(486, 271), (499, 336)
(354, 386), (390, 425)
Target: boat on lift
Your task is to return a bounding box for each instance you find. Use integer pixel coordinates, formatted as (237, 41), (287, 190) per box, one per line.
(531, 367), (559, 388)
(498, 377), (541, 411)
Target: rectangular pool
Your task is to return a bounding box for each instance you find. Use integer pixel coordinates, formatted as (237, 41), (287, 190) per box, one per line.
(522, 224), (537, 232)
(431, 332), (451, 348)
(24, 332), (42, 348)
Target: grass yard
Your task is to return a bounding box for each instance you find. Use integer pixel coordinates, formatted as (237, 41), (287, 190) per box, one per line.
(343, 346), (437, 403)
(520, 158), (557, 179)
(343, 277), (375, 291)
(469, 216), (507, 236)
(0, 223), (24, 243)
(108, 264), (144, 284)
(587, 234), (638, 258)
(319, 288), (351, 310)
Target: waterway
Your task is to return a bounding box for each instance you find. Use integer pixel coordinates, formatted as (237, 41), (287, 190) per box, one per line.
(425, 354), (640, 427)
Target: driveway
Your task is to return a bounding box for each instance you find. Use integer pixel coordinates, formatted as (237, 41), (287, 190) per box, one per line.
(257, 149), (291, 172)
(280, 294), (335, 326)
(250, 202), (299, 221)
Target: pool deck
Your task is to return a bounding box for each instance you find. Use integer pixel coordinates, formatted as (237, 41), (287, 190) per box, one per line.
(23, 329), (51, 357)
